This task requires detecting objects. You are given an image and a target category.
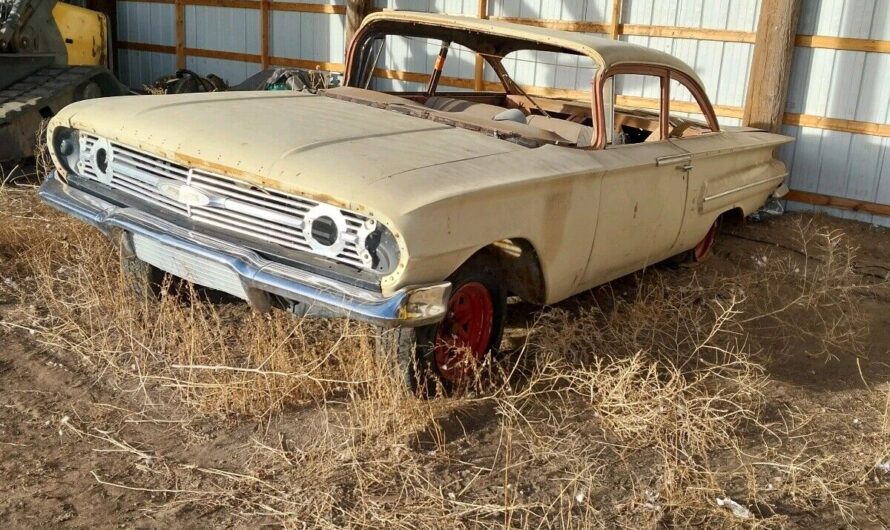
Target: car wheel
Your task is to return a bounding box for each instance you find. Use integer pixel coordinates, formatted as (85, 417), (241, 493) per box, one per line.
(692, 219), (719, 262)
(672, 219), (719, 265)
(376, 256), (507, 396)
(120, 252), (165, 300)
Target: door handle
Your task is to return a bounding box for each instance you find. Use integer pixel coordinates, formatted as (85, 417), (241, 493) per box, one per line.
(655, 153), (693, 168)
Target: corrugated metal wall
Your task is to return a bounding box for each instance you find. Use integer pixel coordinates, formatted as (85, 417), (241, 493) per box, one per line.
(115, 0), (349, 87)
(781, 0), (890, 226)
(114, 0), (890, 227)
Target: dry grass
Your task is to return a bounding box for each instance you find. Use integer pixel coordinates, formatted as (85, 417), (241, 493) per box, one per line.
(2, 180), (888, 527)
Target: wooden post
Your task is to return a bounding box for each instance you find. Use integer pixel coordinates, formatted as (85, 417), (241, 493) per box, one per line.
(743, 0), (802, 132)
(260, 0), (270, 69)
(609, 0), (622, 40)
(175, 0), (185, 69)
(473, 0), (489, 91)
(345, 0), (372, 55)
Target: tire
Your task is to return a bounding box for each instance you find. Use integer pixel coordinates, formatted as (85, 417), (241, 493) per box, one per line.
(673, 219), (719, 265)
(377, 255), (508, 396)
(120, 252), (166, 301)
(75, 81), (103, 101)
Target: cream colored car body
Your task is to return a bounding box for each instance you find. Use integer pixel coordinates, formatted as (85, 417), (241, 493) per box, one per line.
(46, 12), (791, 308)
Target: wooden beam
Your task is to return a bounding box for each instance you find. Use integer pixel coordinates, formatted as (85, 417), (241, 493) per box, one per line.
(474, 0), (488, 91)
(609, 0), (621, 40)
(259, 0), (269, 69)
(786, 190), (890, 218)
(488, 17), (610, 34)
(743, 0), (802, 132)
(269, 56), (344, 72)
(621, 24), (756, 43)
(345, 0), (372, 54)
(175, 0), (185, 69)
(616, 94), (744, 119)
(795, 34), (890, 53)
(784, 113), (890, 137)
(118, 41), (175, 54)
(487, 17), (754, 42)
(185, 0), (258, 8)
(270, 2), (346, 14)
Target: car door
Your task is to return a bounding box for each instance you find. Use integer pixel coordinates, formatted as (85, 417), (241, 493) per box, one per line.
(581, 70), (690, 287)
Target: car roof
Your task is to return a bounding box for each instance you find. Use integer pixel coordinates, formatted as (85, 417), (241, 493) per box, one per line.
(362, 11), (705, 87)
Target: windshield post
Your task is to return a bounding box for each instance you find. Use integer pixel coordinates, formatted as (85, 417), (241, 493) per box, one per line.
(426, 40), (451, 97)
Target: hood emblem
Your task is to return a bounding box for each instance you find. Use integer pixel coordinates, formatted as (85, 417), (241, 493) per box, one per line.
(156, 181), (212, 207)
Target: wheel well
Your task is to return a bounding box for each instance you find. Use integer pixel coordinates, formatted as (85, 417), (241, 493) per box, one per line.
(464, 238), (546, 305)
(719, 207), (746, 227)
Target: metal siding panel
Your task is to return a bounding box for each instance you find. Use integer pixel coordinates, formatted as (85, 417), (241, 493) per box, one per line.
(785, 0), (890, 224)
(184, 6), (259, 55)
(839, 0), (875, 39)
(824, 50), (866, 120)
(726, 0), (759, 31)
(788, 128), (824, 193)
(716, 42), (752, 107)
(798, 48), (836, 116)
(693, 40), (724, 101)
(270, 12), (300, 58)
(700, 0), (730, 29)
(785, 47), (812, 114)
(797, 0), (819, 35)
(816, 131), (853, 197)
(816, 0), (845, 36)
(872, 1), (890, 40)
(329, 15), (346, 62)
(844, 135), (884, 203)
(855, 53), (890, 123)
(875, 138), (890, 207)
(651, 0), (680, 26)
(675, 0), (704, 27)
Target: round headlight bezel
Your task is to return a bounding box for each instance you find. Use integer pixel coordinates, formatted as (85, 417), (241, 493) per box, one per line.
(303, 203), (350, 258)
(365, 223), (400, 275)
(52, 127), (80, 175)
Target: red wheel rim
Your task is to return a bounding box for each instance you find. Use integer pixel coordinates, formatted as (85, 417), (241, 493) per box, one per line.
(434, 282), (494, 383)
(694, 222), (718, 261)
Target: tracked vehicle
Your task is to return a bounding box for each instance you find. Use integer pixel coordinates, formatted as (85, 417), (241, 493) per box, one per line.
(1, 0), (127, 161)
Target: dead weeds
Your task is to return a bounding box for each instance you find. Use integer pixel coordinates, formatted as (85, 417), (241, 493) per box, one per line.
(1, 184), (889, 528)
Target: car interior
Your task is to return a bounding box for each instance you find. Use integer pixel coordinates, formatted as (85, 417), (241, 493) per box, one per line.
(335, 25), (715, 149)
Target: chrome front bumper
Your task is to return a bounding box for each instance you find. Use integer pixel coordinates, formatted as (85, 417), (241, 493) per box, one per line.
(39, 173), (450, 327)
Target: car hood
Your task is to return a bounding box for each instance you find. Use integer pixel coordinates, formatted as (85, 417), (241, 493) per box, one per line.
(57, 90), (525, 209)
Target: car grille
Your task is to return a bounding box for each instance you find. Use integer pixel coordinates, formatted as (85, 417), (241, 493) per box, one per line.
(78, 133), (370, 269)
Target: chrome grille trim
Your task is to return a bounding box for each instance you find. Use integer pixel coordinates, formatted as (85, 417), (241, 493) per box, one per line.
(77, 133), (371, 269)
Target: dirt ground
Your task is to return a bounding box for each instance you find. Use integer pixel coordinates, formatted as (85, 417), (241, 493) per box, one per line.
(1, 183), (889, 529)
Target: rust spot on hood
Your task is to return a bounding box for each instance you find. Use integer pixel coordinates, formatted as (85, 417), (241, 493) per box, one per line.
(174, 152), (251, 179)
(173, 151), (351, 209)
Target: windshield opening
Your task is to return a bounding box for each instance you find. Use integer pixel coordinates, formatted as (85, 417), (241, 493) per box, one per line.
(343, 22), (600, 149)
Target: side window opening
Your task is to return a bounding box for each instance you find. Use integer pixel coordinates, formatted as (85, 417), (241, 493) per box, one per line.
(667, 76), (716, 138)
(608, 73), (665, 146)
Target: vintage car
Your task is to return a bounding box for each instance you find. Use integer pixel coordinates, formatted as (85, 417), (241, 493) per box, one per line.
(40, 12), (791, 392)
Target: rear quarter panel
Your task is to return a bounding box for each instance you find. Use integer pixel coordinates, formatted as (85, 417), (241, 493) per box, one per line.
(671, 131), (792, 253)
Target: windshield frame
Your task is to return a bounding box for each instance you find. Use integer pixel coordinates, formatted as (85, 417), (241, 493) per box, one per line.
(344, 18), (600, 149)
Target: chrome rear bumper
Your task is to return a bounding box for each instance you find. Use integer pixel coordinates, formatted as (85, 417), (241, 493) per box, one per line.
(39, 173), (450, 327)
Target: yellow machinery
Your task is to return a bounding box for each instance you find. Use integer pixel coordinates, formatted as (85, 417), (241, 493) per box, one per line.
(1, 0), (128, 161)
